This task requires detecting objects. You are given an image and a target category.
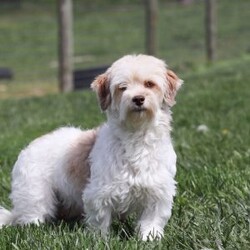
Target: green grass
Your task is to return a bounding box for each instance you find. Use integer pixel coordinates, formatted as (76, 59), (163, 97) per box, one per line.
(0, 0), (250, 248)
(0, 56), (250, 249)
(0, 0), (250, 98)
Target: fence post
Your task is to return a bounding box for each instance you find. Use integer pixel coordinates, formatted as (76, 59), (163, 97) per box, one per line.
(145, 0), (158, 56)
(205, 0), (217, 63)
(58, 0), (74, 92)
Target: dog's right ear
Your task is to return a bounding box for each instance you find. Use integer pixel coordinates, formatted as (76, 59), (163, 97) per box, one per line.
(91, 73), (111, 111)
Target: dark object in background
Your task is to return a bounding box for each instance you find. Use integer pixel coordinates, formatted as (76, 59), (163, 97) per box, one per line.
(73, 66), (109, 90)
(178, 0), (193, 5)
(0, 0), (21, 8)
(0, 68), (13, 80)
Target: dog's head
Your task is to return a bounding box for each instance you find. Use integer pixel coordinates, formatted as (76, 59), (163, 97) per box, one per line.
(91, 54), (183, 129)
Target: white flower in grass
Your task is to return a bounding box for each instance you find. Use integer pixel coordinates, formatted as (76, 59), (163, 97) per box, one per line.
(196, 124), (209, 133)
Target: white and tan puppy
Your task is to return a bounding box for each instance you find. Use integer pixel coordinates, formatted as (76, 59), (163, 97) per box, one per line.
(0, 54), (183, 240)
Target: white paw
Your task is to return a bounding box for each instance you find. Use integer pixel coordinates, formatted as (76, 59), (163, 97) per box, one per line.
(141, 228), (163, 241)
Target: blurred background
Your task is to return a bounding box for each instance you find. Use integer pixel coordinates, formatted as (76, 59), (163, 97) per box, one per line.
(0, 0), (249, 98)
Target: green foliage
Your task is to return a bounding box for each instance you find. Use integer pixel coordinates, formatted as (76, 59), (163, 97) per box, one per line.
(0, 56), (250, 248)
(0, 0), (250, 88)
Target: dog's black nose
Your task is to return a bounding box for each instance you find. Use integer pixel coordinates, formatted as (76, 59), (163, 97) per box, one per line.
(132, 95), (145, 107)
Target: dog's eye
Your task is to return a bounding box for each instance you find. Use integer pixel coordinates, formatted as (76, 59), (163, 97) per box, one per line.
(119, 86), (127, 91)
(144, 81), (155, 88)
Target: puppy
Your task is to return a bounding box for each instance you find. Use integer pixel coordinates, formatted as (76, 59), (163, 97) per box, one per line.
(0, 54), (183, 240)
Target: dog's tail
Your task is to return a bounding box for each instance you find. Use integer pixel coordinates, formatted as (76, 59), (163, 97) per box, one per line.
(0, 207), (13, 228)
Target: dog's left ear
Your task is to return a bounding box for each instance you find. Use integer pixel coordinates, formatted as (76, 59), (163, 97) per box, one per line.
(164, 70), (183, 107)
(91, 73), (111, 111)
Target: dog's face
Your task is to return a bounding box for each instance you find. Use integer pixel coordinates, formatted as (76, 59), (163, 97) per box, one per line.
(92, 55), (182, 129)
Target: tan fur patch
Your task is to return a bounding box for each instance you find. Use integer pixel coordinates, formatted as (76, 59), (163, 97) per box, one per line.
(66, 129), (97, 192)
(91, 74), (111, 111)
(165, 69), (182, 106)
(166, 70), (179, 93)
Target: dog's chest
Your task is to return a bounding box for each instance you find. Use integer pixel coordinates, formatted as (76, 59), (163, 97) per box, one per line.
(116, 134), (166, 173)
(90, 125), (174, 213)
(109, 137), (168, 209)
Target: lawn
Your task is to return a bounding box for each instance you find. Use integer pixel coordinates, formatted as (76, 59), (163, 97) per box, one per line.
(0, 0), (250, 98)
(0, 0), (250, 248)
(0, 55), (250, 249)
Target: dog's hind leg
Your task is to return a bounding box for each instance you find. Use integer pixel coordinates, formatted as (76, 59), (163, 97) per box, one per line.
(8, 155), (57, 226)
(9, 183), (57, 226)
(1, 184), (57, 227)
(10, 189), (57, 226)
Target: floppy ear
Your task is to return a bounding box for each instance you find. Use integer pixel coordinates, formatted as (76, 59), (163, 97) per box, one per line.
(164, 69), (183, 107)
(91, 73), (111, 111)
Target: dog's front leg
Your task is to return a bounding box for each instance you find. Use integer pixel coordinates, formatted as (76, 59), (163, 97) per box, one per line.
(137, 198), (173, 241)
(87, 206), (112, 237)
(83, 193), (112, 237)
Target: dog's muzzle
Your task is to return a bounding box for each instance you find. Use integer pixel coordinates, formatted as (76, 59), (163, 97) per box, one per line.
(131, 95), (147, 112)
(132, 95), (145, 107)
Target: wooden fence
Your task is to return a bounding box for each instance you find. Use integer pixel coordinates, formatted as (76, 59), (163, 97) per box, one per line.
(58, 0), (217, 91)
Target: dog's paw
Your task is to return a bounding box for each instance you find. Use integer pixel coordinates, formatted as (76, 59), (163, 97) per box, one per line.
(140, 227), (163, 241)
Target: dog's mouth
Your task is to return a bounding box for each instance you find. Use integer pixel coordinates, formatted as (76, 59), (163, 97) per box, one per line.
(121, 104), (155, 130)
(131, 106), (147, 113)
